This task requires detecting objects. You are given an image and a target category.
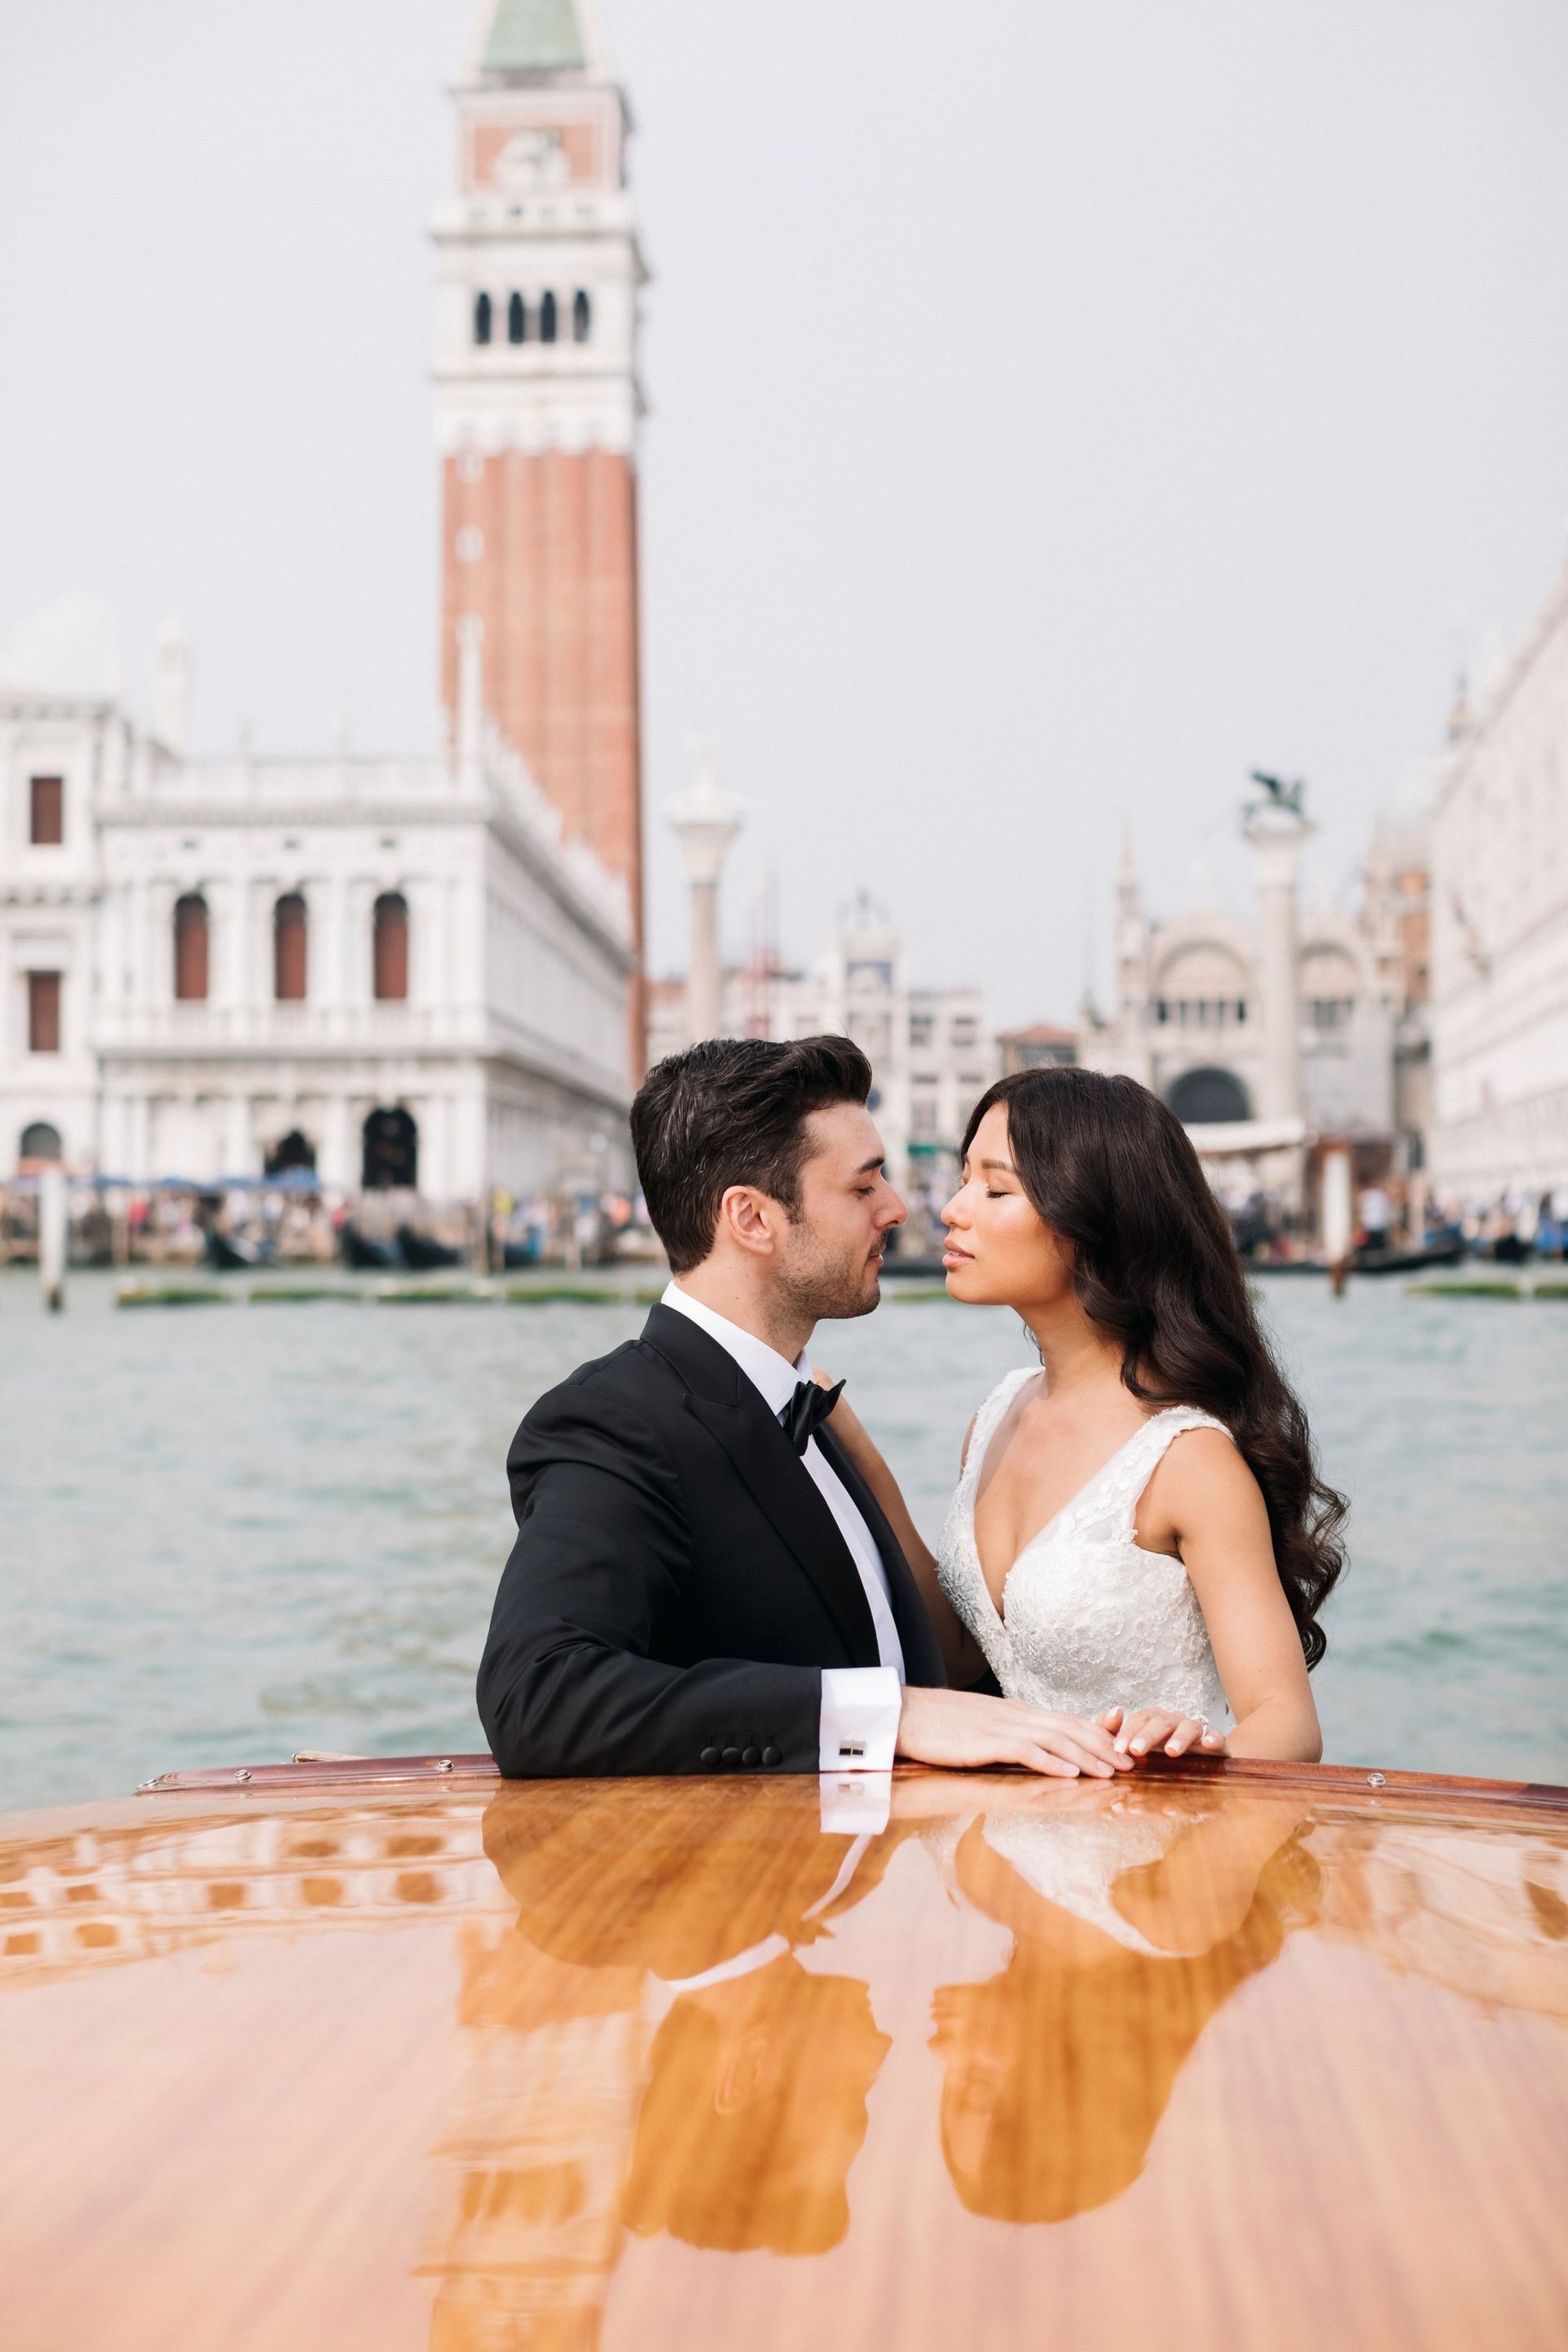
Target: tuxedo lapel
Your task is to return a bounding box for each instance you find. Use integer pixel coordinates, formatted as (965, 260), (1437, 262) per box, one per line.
(684, 1395), (881, 1665)
(815, 1423), (947, 1688)
(641, 1307), (881, 1666)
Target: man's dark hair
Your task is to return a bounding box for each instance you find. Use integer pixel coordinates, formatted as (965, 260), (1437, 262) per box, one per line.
(631, 1035), (873, 1274)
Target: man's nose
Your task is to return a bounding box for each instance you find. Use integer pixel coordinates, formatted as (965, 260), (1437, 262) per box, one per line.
(879, 1185), (906, 1229)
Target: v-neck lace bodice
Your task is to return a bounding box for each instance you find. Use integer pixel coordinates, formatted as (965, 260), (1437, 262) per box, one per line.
(936, 1368), (1231, 1724)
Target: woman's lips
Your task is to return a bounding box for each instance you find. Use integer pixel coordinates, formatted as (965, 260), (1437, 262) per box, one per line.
(942, 1246), (973, 1267)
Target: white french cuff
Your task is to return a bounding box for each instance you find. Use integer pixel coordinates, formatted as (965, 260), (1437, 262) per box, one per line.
(818, 1664), (902, 1774)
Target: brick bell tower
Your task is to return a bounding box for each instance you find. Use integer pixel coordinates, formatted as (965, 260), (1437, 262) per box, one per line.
(435, 0), (647, 1070)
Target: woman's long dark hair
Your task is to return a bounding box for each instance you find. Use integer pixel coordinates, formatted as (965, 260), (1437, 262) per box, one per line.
(963, 1067), (1345, 1666)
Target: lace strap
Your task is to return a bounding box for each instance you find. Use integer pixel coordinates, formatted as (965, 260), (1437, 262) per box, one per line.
(1072, 1406), (1232, 1544)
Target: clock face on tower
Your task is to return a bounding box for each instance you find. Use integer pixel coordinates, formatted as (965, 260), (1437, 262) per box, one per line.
(491, 127), (572, 190)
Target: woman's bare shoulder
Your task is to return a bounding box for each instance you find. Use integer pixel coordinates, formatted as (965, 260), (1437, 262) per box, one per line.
(1150, 1421), (1267, 1522)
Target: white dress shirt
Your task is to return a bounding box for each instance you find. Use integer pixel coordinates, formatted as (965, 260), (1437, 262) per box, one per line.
(660, 1281), (905, 1771)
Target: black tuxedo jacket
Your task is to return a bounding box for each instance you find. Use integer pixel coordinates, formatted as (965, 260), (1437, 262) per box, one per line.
(477, 1303), (947, 1777)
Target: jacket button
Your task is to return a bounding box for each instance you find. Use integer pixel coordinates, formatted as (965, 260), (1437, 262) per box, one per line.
(742, 1746), (760, 1766)
(700, 1747), (719, 1766)
(761, 1746), (782, 1765)
(721, 1746), (742, 1766)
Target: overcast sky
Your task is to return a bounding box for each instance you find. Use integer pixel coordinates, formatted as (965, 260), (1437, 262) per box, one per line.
(3, 1), (1566, 1023)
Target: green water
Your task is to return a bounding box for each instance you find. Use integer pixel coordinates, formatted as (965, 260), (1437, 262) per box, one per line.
(2, 1269), (1565, 1808)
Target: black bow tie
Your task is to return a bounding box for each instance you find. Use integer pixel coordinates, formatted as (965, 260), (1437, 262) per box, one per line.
(778, 1377), (844, 1455)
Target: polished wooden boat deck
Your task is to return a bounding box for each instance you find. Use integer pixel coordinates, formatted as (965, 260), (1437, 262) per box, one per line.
(2, 1758), (1566, 2350)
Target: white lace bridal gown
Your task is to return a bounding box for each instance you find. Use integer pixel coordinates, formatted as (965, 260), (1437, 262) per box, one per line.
(936, 1367), (1231, 1727)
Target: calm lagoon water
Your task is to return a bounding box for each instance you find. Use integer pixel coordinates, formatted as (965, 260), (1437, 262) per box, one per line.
(2, 1267), (1565, 1809)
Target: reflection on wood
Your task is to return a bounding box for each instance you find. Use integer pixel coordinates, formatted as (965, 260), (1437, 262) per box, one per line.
(421, 1928), (647, 2350)
(930, 1792), (1318, 2221)
(2, 1768), (1566, 2352)
(0, 1805), (505, 1983)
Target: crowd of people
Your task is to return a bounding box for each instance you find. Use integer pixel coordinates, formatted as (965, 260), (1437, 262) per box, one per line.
(0, 1176), (662, 1272)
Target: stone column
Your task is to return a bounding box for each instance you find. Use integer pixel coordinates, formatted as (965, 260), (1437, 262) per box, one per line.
(1114, 828), (1153, 1086)
(668, 744), (741, 1048)
(154, 622), (189, 755)
(223, 1094), (251, 1178)
(1244, 802), (1312, 1125)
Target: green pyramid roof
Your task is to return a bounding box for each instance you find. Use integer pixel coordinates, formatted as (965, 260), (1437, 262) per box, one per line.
(481, 0), (585, 74)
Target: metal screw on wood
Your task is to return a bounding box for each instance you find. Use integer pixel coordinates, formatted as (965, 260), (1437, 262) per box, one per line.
(234, 1768), (252, 1782)
(1366, 1772), (1387, 1788)
(434, 1758), (453, 1772)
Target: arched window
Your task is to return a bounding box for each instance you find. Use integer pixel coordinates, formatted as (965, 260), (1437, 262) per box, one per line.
(1167, 1067), (1251, 1125)
(263, 1129), (317, 1178)
(19, 1120), (62, 1164)
(572, 288), (591, 342)
(373, 891), (409, 1001)
(173, 892), (209, 1001)
(274, 892), (307, 1001)
(474, 290), (492, 345)
(539, 289), (558, 344)
(507, 291), (527, 344)
(362, 1106), (417, 1191)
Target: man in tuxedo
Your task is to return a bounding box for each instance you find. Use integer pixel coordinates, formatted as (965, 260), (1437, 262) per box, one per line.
(476, 1034), (1126, 1780)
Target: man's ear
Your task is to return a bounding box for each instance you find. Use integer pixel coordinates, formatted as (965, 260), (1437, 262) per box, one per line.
(718, 1184), (783, 1258)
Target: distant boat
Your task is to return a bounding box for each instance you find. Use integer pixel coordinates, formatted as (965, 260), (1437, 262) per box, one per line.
(340, 1223), (466, 1271)
(396, 1225), (465, 1271)
(1355, 1237), (1467, 1276)
(203, 1229), (274, 1272)
(339, 1223), (399, 1270)
(1250, 1238), (1467, 1278)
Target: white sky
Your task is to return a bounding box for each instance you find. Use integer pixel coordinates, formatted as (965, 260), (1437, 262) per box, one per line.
(2, 1), (1566, 1025)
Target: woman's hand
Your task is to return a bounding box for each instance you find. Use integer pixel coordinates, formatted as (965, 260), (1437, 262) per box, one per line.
(809, 1368), (880, 1475)
(1098, 1702), (1227, 1761)
(898, 1688), (1135, 1778)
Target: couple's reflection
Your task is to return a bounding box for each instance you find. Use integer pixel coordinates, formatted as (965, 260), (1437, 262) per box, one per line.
(427, 1778), (1316, 2341)
(919, 1782), (1318, 2222)
(622, 1952), (888, 2252)
(480, 1784), (904, 2257)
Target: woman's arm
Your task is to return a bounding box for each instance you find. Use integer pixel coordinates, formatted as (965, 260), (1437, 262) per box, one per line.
(1137, 1428), (1322, 1762)
(820, 1383), (990, 1688)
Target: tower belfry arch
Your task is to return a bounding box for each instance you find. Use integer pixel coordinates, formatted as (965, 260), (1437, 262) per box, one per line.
(435, 0), (646, 1065)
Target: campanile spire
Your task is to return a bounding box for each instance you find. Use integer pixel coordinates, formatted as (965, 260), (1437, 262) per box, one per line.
(434, 0), (647, 1062)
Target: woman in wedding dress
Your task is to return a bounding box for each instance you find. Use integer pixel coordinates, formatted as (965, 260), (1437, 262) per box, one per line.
(831, 1067), (1346, 1763)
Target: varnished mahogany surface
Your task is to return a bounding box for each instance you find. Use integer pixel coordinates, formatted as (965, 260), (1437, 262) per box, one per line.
(2, 1765), (1566, 2351)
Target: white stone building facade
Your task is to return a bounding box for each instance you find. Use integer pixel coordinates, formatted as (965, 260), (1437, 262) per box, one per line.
(648, 898), (999, 1199)
(0, 0), (647, 1199)
(1084, 804), (1416, 1204)
(0, 655), (633, 1196)
(1430, 557), (1568, 1199)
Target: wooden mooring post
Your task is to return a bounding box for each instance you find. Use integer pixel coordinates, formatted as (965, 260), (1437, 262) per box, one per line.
(39, 1165), (67, 1313)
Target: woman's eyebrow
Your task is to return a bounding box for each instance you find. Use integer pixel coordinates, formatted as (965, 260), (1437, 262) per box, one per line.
(980, 1159), (1016, 1174)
